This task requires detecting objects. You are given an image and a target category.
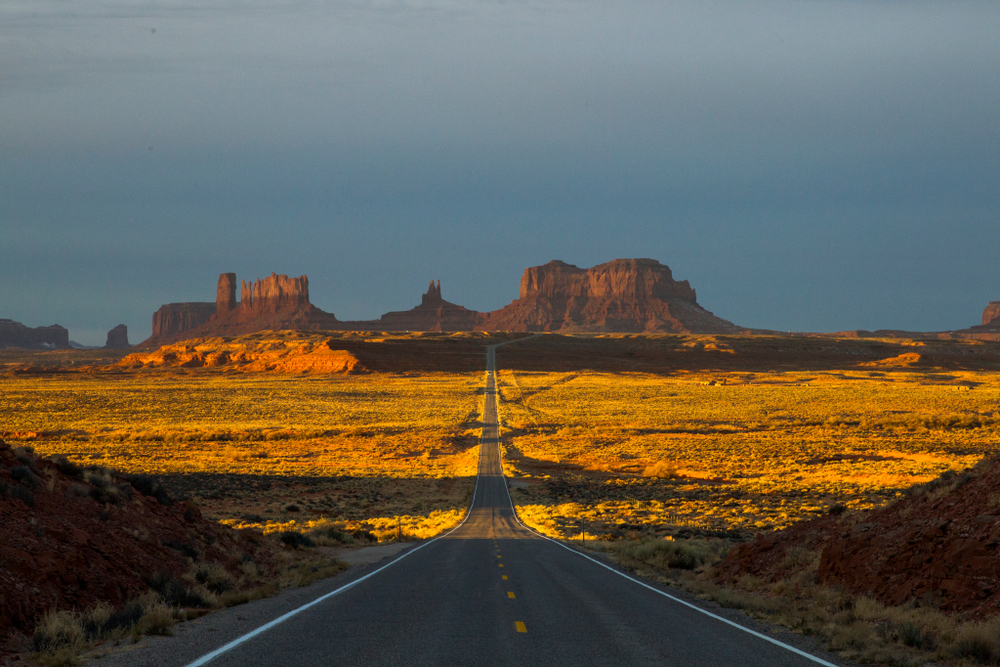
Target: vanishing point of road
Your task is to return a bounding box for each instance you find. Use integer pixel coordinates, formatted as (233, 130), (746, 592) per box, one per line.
(102, 344), (842, 667)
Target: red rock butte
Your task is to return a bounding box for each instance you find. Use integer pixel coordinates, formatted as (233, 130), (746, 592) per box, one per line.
(983, 302), (1000, 327)
(140, 259), (743, 346)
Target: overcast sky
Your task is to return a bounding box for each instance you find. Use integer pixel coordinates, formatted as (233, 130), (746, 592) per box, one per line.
(2, 0), (998, 344)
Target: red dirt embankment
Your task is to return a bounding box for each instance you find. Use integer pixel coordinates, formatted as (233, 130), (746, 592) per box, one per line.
(718, 456), (1000, 617)
(0, 441), (273, 646)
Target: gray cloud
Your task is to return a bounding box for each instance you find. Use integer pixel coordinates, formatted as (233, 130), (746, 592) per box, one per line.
(2, 0), (999, 343)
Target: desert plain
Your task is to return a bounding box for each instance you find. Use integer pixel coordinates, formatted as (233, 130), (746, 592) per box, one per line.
(6, 329), (1000, 665)
(3, 331), (997, 542)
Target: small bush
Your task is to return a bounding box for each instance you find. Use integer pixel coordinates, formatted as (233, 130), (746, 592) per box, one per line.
(51, 456), (83, 480)
(954, 623), (1000, 664)
(351, 529), (377, 543)
(285, 504), (301, 512)
(147, 571), (214, 608)
(163, 541), (200, 561)
(81, 602), (143, 639)
(11, 465), (39, 488)
(897, 620), (935, 650)
(827, 503), (847, 516)
(126, 474), (172, 505)
(10, 484), (35, 507)
(89, 482), (133, 506)
(194, 562), (234, 595)
(31, 610), (84, 654)
(134, 599), (176, 636)
(279, 531), (315, 549)
(14, 445), (36, 464)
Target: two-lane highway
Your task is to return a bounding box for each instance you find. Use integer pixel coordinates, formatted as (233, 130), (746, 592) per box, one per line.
(171, 344), (839, 666)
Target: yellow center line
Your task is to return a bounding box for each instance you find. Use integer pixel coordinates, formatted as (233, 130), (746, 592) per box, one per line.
(499, 564), (504, 567)
(507, 591), (516, 598)
(515, 621), (527, 633)
(497, 555), (501, 558)
(502, 575), (508, 580)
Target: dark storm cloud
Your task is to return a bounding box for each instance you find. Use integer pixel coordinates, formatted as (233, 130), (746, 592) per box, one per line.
(2, 0), (998, 343)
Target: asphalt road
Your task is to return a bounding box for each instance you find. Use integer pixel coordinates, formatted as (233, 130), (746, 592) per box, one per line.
(103, 344), (842, 667)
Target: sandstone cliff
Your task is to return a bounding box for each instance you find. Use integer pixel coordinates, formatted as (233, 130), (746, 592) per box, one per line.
(104, 324), (130, 349)
(150, 303), (216, 339)
(478, 259), (741, 334)
(0, 319), (70, 349)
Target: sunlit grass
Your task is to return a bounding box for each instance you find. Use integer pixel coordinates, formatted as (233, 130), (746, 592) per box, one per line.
(497, 368), (1000, 537)
(0, 372), (483, 539)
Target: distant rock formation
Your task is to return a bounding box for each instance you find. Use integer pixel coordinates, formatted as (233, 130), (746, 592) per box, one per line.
(141, 273), (338, 346)
(378, 280), (483, 331)
(983, 302), (1000, 326)
(104, 324), (130, 349)
(141, 260), (742, 343)
(151, 303), (216, 339)
(0, 319), (70, 349)
(237, 273), (311, 318)
(216, 273), (237, 313)
(422, 280), (442, 305)
(478, 259), (741, 333)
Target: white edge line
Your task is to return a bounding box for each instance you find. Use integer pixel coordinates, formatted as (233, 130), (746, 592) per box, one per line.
(491, 346), (840, 667)
(182, 365), (494, 667)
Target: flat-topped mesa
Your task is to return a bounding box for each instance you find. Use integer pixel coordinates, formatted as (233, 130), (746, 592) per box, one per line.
(983, 302), (1000, 327)
(151, 303), (215, 339)
(0, 319), (70, 349)
(520, 258), (697, 302)
(239, 273), (310, 316)
(480, 258), (740, 333)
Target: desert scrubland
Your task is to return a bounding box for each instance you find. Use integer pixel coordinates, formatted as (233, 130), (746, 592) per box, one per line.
(498, 368), (998, 537)
(0, 369), (483, 541)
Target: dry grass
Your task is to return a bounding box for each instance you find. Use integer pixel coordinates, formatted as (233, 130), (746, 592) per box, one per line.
(0, 372), (483, 539)
(497, 368), (1000, 538)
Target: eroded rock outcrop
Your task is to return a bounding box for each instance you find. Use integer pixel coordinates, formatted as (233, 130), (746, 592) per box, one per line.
(377, 281), (483, 331)
(478, 259), (741, 333)
(983, 302), (1000, 327)
(104, 324), (130, 349)
(120, 334), (366, 373)
(0, 319), (70, 349)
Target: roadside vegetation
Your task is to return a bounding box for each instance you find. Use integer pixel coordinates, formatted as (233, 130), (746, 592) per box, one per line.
(580, 533), (1000, 666)
(29, 543), (349, 667)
